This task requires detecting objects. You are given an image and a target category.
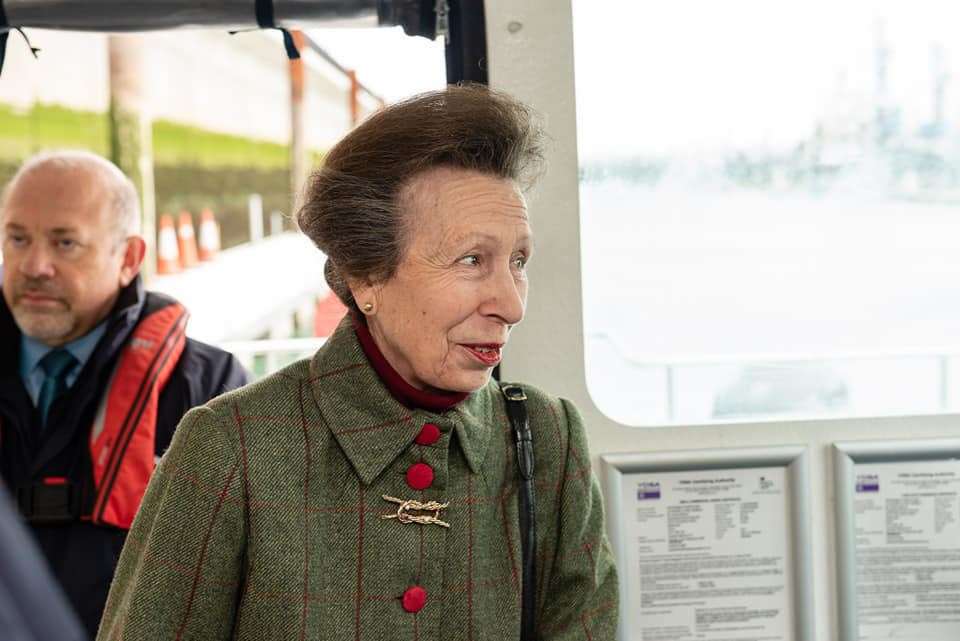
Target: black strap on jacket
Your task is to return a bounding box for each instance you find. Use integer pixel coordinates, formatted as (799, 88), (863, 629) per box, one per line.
(16, 479), (82, 524)
(501, 383), (537, 641)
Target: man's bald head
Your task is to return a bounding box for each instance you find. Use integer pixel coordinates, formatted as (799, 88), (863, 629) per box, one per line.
(1, 150), (141, 241)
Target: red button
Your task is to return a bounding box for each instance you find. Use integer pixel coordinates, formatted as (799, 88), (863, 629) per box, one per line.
(406, 463), (434, 490)
(415, 423), (441, 446)
(402, 585), (427, 613)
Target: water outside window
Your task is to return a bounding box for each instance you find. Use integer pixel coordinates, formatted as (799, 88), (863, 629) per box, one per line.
(573, 0), (960, 425)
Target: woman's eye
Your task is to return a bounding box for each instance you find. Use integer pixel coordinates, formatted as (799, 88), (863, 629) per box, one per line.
(458, 254), (480, 267)
(512, 254), (528, 270)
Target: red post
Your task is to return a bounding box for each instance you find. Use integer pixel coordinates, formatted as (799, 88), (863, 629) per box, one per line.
(348, 70), (360, 127)
(289, 30), (308, 212)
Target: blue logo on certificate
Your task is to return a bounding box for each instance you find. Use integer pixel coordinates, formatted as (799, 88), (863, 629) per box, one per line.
(855, 474), (879, 493)
(637, 481), (661, 500)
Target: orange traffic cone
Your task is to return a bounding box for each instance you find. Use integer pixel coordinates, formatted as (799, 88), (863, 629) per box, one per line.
(157, 214), (181, 274)
(176, 211), (199, 269)
(198, 208), (221, 261)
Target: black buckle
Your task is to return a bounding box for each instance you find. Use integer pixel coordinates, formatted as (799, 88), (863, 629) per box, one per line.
(501, 384), (528, 402)
(16, 480), (80, 524)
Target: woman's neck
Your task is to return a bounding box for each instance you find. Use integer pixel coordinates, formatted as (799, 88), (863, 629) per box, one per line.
(351, 314), (468, 412)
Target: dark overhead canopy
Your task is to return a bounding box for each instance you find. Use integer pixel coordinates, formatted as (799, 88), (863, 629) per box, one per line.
(1, 0), (383, 31)
(0, 1), (486, 85)
(0, 0), (449, 73)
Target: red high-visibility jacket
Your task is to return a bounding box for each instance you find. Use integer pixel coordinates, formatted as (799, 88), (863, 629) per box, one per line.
(0, 276), (248, 638)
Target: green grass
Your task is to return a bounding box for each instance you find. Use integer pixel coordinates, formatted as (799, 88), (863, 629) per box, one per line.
(152, 119), (289, 168)
(0, 103), (109, 158)
(0, 102), (324, 170)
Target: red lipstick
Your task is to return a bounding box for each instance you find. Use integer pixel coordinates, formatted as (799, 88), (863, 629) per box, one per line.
(461, 343), (503, 366)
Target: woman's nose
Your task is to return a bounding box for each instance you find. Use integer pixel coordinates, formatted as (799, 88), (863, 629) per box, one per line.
(483, 266), (526, 325)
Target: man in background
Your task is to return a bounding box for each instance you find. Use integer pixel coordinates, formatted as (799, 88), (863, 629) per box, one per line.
(0, 151), (248, 636)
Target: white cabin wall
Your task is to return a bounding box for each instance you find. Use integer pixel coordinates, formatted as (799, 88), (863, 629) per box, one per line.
(487, 1), (960, 639)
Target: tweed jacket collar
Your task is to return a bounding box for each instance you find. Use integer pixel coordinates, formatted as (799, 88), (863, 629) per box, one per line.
(309, 317), (496, 485)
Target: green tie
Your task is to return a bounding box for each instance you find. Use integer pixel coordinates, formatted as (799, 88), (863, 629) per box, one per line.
(37, 348), (77, 427)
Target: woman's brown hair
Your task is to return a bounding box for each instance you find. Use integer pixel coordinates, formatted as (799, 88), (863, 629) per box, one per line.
(296, 84), (544, 311)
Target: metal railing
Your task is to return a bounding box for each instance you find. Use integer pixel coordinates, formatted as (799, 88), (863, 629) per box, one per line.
(588, 331), (960, 423)
(218, 337), (327, 379)
(217, 333), (960, 423)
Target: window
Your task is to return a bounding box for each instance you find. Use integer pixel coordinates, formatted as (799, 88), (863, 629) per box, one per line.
(574, 1), (960, 424)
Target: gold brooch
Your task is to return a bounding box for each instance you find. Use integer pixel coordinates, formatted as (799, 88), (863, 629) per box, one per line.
(381, 495), (450, 528)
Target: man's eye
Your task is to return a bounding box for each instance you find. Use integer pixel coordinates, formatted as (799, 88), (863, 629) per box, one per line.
(458, 255), (480, 267)
(57, 239), (77, 250)
(512, 253), (528, 269)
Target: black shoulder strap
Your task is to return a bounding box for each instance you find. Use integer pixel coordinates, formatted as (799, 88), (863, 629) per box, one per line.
(501, 383), (537, 641)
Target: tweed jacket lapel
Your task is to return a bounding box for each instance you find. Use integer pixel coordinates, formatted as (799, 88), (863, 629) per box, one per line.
(449, 383), (496, 473)
(309, 317), (493, 485)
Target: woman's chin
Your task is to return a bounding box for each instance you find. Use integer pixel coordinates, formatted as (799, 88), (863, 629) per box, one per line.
(431, 369), (493, 394)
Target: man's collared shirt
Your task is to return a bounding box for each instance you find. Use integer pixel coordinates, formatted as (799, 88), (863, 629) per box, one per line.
(19, 323), (107, 406)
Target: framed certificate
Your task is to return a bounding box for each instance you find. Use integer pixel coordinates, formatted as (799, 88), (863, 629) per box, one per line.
(834, 438), (960, 641)
(602, 446), (814, 641)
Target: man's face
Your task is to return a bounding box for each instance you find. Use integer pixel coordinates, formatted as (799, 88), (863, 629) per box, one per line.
(1, 165), (141, 346)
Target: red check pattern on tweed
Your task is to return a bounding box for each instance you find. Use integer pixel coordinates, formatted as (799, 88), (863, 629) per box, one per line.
(96, 318), (618, 640)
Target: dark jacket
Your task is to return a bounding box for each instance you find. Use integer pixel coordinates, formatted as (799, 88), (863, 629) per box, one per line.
(0, 276), (248, 638)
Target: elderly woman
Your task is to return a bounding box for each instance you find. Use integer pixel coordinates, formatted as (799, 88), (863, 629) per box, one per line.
(97, 86), (618, 641)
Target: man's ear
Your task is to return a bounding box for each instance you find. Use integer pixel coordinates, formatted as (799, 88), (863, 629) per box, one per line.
(119, 236), (146, 287)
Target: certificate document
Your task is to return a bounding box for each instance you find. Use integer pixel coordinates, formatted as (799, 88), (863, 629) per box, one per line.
(853, 459), (960, 640)
(620, 467), (793, 641)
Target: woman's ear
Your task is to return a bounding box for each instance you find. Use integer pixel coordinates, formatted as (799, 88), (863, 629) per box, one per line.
(348, 277), (380, 315)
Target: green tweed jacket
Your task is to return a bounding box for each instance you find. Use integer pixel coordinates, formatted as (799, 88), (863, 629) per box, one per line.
(97, 318), (618, 640)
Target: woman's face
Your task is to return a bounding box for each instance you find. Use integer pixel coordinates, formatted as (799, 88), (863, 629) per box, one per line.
(358, 167), (532, 393)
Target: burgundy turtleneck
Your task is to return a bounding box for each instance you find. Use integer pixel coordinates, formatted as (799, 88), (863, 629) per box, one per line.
(351, 314), (468, 412)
